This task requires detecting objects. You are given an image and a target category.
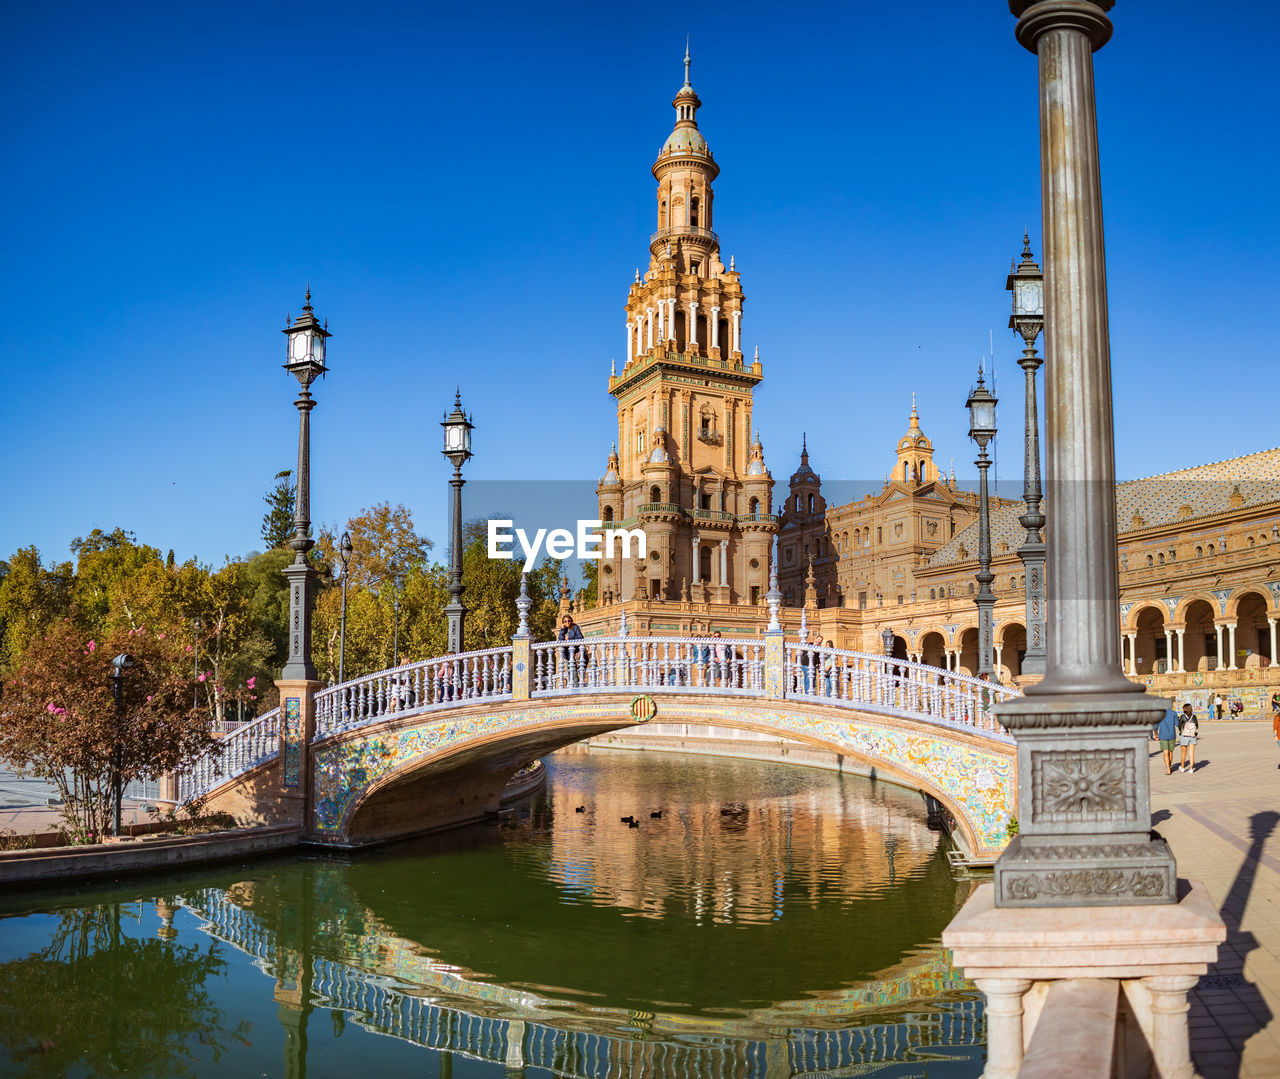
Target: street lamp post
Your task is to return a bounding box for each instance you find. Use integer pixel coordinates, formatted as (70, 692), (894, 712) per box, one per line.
(966, 367), (998, 678)
(280, 289), (330, 682)
(881, 626), (895, 657)
(338, 531), (352, 685)
(441, 391), (474, 655)
(110, 653), (134, 837)
(1008, 234), (1047, 676)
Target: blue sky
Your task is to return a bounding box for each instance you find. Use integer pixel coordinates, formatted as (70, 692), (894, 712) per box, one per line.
(3, 1), (1277, 567)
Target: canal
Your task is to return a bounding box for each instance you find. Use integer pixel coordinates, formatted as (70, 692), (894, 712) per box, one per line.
(0, 746), (985, 1078)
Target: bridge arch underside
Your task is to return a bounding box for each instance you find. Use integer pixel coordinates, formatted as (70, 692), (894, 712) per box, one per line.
(311, 696), (1015, 859)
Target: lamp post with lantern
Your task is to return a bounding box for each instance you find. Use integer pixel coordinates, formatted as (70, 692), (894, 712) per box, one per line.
(338, 531), (353, 685)
(441, 391), (474, 654)
(966, 367), (998, 678)
(280, 289), (330, 682)
(1008, 234), (1047, 675)
(881, 626), (895, 657)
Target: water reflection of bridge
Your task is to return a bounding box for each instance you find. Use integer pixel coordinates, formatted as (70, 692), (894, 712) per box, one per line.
(182, 886), (983, 1079)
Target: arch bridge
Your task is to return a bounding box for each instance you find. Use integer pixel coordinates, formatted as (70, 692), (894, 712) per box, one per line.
(184, 631), (1018, 861)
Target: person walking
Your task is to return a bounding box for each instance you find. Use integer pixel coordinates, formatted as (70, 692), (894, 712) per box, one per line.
(1154, 706), (1180, 775)
(1178, 702), (1199, 773)
(1272, 694), (1280, 768)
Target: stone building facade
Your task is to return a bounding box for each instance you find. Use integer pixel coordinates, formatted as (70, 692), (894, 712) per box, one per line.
(578, 55), (1280, 712)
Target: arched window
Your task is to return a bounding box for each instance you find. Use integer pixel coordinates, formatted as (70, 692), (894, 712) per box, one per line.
(929, 589), (936, 600)
(968, 582), (975, 595)
(804, 544), (810, 558)
(902, 462), (909, 483)
(603, 506), (614, 523)
(1248, 535), (1256, 547)
(808, 494), (814, 513)
(649, 485), (660, 503)
(1208, 544), (1216, 556)
(1146, 555), (1153, 567)
(748, 497), (759, 516)
(795, 495), (801, 512)
(1195, 545), (1203, 557)
(660, 199), (667, 227)
(718, 318), (729, 352)
(919, 459), (926, 481)
(1158, 552), (1165, 564)
(690, 195), (700, 227)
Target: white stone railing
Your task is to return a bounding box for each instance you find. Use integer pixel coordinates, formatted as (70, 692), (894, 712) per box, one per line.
(531, 637), (766, 696)
(177, 707), (281, 804)
(313, 646), (512, 740)
(784, 643), (1017, 739)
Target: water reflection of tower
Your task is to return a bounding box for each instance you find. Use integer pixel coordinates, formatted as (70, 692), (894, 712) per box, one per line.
(155, 897), (179, 942)
(546, 757), (938, 920)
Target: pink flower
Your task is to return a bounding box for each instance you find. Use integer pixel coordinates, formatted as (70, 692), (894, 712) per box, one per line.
(186, 645), (193, 653)
(146, 695), (153, 703)
(249, 695), (257, 701)
(157, 633), (165, 639)
(87, 640), (96, 653)
(246, 677), (256, 690)
(198, 673), (207, 682)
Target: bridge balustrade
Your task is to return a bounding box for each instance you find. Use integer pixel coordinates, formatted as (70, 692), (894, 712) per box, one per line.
(177, 707), (281, 804)
(313, 646), (513, 740)
(784, 644), (1014, 737)
(531, 637), (766, 696)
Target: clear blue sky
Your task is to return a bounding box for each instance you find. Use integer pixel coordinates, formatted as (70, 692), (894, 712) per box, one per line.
(3, 1), (1276, 567)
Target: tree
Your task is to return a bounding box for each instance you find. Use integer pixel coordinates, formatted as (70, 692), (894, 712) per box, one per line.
(315, 502), (432, 591)
(261, 470), (296, 549)
(0, 622), (211, 841)
(0, 547), (73, 672)
(0, 902), (249, 1075)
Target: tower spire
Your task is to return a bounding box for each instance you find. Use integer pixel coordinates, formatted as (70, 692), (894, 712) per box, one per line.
(683, 37), (692, 90)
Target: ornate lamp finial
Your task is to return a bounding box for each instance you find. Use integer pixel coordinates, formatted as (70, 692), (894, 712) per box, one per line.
(765, 536), (782, 632)
(515, 571), (531, 636)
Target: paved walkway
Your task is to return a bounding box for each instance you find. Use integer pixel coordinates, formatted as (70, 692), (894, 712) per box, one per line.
(1149, 719), (1280, 1079)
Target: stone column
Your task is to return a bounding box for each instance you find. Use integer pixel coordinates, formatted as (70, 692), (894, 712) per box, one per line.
(1227, 622), (1238, 669)
(972, 979), (1032, 1079)
(1215, 623), (1225, 669)
(1270, 618), (1277, 666)
(1176, 628), (1186, 673)
(688, 301), (699, 348)
(626, 321), (633, 364)
(1126, 633), (1137, 676)
(995, 644), (1004, 677)
(710, 305), (720, 349)
(992, 0), (1175, 907)
(656, 299), (664, 342)
(1142, 975), (1200, 1079)
(667, 299), (676, 341)
(719, 539), (729, 586)
(731, 310), (741, 353)
(1164, 629), (1174, 674)
(691, 535), (701, 582)
(646, 307), (654, 350)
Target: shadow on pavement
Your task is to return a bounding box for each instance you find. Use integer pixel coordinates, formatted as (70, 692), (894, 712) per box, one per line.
(1190, 810), (1278, 1078)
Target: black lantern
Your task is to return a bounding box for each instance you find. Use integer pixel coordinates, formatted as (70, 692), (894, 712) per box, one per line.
(282, 287), (330, 388)
(441, 390), (474, 465)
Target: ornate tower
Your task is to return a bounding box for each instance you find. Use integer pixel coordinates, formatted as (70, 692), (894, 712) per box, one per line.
(598, 49), (775, 608)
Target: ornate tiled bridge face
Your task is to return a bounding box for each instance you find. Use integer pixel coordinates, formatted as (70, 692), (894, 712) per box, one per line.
(311, 699), (1014, 854)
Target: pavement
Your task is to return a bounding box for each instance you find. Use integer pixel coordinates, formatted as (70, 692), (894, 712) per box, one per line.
(1148, 719), (1280, 1079)
(0, 767), (153, 835)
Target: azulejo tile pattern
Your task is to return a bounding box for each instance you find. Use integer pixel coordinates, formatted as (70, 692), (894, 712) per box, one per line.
(311, 697), (1014, 854)
(283, 696), (302, 787)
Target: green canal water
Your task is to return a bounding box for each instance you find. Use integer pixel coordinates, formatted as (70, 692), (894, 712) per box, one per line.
(0, 746), (986, 1078)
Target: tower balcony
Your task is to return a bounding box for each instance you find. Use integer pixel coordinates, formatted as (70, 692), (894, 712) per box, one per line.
(650, 225), (719, 255)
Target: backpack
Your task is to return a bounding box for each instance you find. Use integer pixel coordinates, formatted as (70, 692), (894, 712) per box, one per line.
(1184, 717), (1198, 738)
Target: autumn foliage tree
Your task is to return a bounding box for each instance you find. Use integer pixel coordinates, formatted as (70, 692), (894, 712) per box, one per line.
(0, 621), (212, 841)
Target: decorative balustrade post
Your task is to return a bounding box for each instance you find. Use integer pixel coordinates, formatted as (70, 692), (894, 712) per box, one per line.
(511, 572), (532, 701)
(763, 536), (786, 699)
